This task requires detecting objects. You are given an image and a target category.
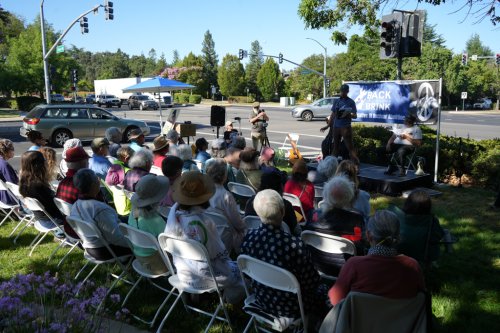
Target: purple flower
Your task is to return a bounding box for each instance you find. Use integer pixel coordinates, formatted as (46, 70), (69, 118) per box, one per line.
(109, 294), (120, 303)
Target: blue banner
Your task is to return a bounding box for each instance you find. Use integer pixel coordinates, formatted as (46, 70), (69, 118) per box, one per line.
(346, 80), (440, 124)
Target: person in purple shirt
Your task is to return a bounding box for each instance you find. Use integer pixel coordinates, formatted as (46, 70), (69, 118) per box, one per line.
(0, 139), (18, 205)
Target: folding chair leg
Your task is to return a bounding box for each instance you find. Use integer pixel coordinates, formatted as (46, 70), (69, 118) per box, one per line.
(47, 240), (66, 263)
(0, 209), (14, 226)
(122, 276), (144, 307)
(242, 317), (255, 333)
(8, 216), (29, 237)
(12, 218), (33, 243)
(204, 303), (223, 333)
(81, 264), (100, 285)
(156, 291), (183, 333)
(29, 232), (52, 256)
(96, 268), (128, 314)
(150, 288), (176, 328)
(57, 242), (80, 268)
(75, 261), (91, 280)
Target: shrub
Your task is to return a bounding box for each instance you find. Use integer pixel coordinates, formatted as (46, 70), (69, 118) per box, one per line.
(228, 96), (254, 103)
(0, 97), (12, 108)
(174, 93), (190, 104)
(188, 94), (202, 104)
(15, 96), (44, 111)
(472, 146), (500, 188)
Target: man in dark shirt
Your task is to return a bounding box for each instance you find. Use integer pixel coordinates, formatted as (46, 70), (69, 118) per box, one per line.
(321, 84), (359, 164)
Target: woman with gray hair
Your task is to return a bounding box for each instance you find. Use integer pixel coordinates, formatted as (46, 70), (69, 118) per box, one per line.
(311, 155), (338, 185)
(205, 158), (246, 253)
(70, 168), (132, 260)
(240, 189), (327, 320)
(105, 127), (122, 158)
(177, 144), (200, 173)
(123, 149), (153, 191)
(328, 209), (425, 306)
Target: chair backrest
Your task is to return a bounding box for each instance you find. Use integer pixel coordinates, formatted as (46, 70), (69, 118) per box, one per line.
(54, 198), (73, 216)
(150, 165), (163, 176)
(5, 181), (21, 199)
(314, 186), (323, 199)
(158, 233), (209, 262)
(283, 193), (307, 222)
(0, 179), (20, 206)
(281, 133), (300, 150)
(318, 200), (325, 209)
(243, 215), (261, 229)
(227, 182), (256, 198)
(301, 230), (356, 256)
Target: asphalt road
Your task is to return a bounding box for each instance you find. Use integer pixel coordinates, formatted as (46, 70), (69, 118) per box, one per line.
(2, 104), (499, 171)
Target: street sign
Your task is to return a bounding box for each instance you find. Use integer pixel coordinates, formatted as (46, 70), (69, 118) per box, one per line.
(301, 69), (312, 75)
(461, 92), (467, 99)
(56, 45), (65, 53)
(471, 54), (478, 61)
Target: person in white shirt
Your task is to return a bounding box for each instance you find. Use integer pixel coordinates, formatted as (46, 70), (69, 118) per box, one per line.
(383, 115), (422, 176)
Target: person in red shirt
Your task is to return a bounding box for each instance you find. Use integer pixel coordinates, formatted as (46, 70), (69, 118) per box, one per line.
(152, 135), (169, 167)
(56, 147), (89, 204)
(284, 159), (315, 221)
(328, 210), (425, 306)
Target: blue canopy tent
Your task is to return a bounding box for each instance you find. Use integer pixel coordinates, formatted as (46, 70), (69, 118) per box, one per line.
(122, 77), (195, 134)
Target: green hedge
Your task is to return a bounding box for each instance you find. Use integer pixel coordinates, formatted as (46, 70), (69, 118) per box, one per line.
(352, 124), (500, 187)
(174, 93), (190, 103)
(0, 97), (12, 108)
(15, 96), (45, 111)
(228, 96), (255, 103)
(188, 94), (202, 104)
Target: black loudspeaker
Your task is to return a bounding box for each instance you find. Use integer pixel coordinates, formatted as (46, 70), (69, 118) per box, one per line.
(210, 105), (226, 127)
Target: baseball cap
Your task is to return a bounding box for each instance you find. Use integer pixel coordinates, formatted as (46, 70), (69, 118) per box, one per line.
(64, 146), (89, 162)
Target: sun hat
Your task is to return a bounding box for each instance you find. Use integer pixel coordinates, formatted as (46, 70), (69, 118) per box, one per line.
(292, 159), (308, 174)
(172, 171), (215, 205)
(152, 135), (169, 152)
(239, 147), (259, 163)
(260, 147), (275, 162)
(252, 101), (260, 108)
(128, 128), (144, 141)
(225, 120), (234, 127)
(90, 137), (110, 149)
(64, 146), (89, 162)
(131, 174), (170, 208)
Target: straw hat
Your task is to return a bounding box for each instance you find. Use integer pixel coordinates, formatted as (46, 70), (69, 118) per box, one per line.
(152, 135), (169, 152)
(131, 174), (170, 208)
(172, 171), (215, 205)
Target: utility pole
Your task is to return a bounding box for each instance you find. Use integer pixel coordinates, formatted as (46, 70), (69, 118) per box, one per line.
(306, 38), (327, 98)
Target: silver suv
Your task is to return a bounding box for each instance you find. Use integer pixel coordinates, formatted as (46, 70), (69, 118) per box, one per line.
(96, 94), (122, 108)
(128, 95), (158, 110)
(291, 97), (339, 121)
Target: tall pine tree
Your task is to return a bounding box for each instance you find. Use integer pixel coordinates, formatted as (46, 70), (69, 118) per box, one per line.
(245, 40), (263, 98)
(201, 30), (218, 98)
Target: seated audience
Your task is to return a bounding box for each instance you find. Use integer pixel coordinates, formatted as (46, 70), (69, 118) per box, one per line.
(164, 171), (244, 304)
(205, 158), (247, 253)
(245, 171), (298, 235)
(89, 138), (112, 180)
(210, 138), (227, 158)
(123, 149), (153, 191)
(59, 138), (82, 177)
(128, 128), (147, 152)
(26, 130), (47, 151)
(231, 136), (246, 150)
(152, 135), (169, 167)
(177, 144), (200, 173)
(70, 169), (132, 260)
(335, 160), (371, 221)
(105, 127), (122, 158)
(329, 210), (425, 306)
(128, 174), (169, 274)
(223, 146), (241, 186)
(389, 189), (445, 263)
(235, 147), (262, 192)
(223, 120), (239, 146)
(194, 137), (211, 164)
(258, 147), (287, 184)
(105, 147), (133, 186)
(40, 147), (59, 181)
(19, 151), (64, 229)
(160, 155), (183, 207)
(56, 147), (90, 204)
(310, 155), (338, 185)
(0, 139), (18, 206)
(284, 159), (315, 221)
(240, 189), (327, 319)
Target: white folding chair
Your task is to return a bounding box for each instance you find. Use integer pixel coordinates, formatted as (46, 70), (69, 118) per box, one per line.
(118, 224), (177, 328)
(194, 159), (204, 173)
(301, 230), (356, 281)
(156, 234), (233, 333)
(243, 215), (262, 230)
(227, 182), (256, 214)
(49, 198), (81, 267)
(4, 181), (34, 238)
(237, 254), (307, 333)
(283, 193), (307, 224)
(204, 211), (232, 250)
(389, 147), (418, 175)
(314, 186), (323, 209)
(150, 165), (164, 176)
(0, 179), (22, 227)
(276, 133), (300, 162)
(20, 197), (65, 257)
(317, 200), (325, 210)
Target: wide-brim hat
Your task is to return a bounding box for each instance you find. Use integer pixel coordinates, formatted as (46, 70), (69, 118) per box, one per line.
(252, 101), (260, 108)
(172, 171), (215, 206)
(131, 175), (170, 208)
(128, 128), (144, 141)
(152, 135), (169, 152)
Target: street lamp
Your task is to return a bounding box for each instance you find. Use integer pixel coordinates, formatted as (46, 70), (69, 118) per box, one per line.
(306, 37), (327, 98)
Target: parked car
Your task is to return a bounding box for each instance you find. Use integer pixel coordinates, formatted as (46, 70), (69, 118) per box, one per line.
(473, 98), (492, 110)
(20, 104), (150, 147)
(291, 97), (339, 121)
(127, 95), (158, 110)
(50, 94), (65, 102)
(73, 96), (85, 104)
(85, 94), (96, 104)
(96, 94), (122, 108)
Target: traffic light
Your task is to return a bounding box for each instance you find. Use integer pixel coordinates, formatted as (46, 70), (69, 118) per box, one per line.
(278, 53), (283, 64)
(496, 53), (500, 65)
(72, 69), (78, 84)
(105, 1), (114, 20)
(49, 65), (56, 78)
(461, 53), (468, 66)
(325, 78), (330, 88)
(380, 12), (402, 59)
(238, 49), (244, 60)
(80, 17), (89, 34)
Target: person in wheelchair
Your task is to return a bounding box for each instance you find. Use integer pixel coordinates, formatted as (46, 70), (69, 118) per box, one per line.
(382, 115), (422, 176)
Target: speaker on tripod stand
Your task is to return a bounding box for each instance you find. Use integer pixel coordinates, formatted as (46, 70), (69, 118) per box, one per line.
(210, 105), (226, 138)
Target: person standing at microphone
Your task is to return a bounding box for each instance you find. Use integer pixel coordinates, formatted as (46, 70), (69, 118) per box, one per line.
(249, 102), (269, 150)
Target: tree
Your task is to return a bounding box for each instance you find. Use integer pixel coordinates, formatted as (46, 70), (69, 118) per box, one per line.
(465, 33), (493, 56)
(217, 54), (245, 97)
(298, 0), (500, 45)
(423, 18), (446, 47)
(155, 53), (168, 74)
(201, 30), (218, 98)
(172, 49), (180, 67)
(257, 58), (284, 101)
(287, 54), (325, 100)
(245, 40), (264, 98)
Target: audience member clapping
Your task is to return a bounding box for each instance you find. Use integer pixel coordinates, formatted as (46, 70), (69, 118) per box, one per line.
(124, 149), (153, 191)
(284, 159), (315, 221)
(105, 147), (133, 186)
(152, 135), (169, 167)
(0, 139), (18, 206)
(128, 174), (170, 274)
(235, 147), (262, 192)
(328, 210), (425, 306)
(164, 171), (244, 304)
(70, 168), (132, 260)
(105, 127), (122, 158)
(89, 138), (112, 180)
(335, 160), (371, 220)
(205, 158), (247, 253)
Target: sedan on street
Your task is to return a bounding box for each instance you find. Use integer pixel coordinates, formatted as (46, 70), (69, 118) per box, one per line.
(291, 97), (338, 121)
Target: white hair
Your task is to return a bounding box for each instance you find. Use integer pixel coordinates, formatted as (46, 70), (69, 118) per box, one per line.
(128, 149), (153, 170)
(177, 144), (193, 161)
(166, 129), (179, 142)
(62, 138), (82, 158)
(253, 189), (284, 226)
(322, 175), (355, 212)
(105, 127), (122, 144)
(317, 156), (338, 180)
(205, 158), (227, 184)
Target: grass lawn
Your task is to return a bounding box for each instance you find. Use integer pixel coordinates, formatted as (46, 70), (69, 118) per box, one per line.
(0, 184), (499, 332)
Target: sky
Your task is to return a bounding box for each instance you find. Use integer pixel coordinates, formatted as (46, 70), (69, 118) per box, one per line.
(2, 0), (499, 70)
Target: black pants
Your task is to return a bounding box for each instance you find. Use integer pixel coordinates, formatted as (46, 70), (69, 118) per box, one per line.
(378, 144), (415, 168)
(86, 245), (133, 261)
